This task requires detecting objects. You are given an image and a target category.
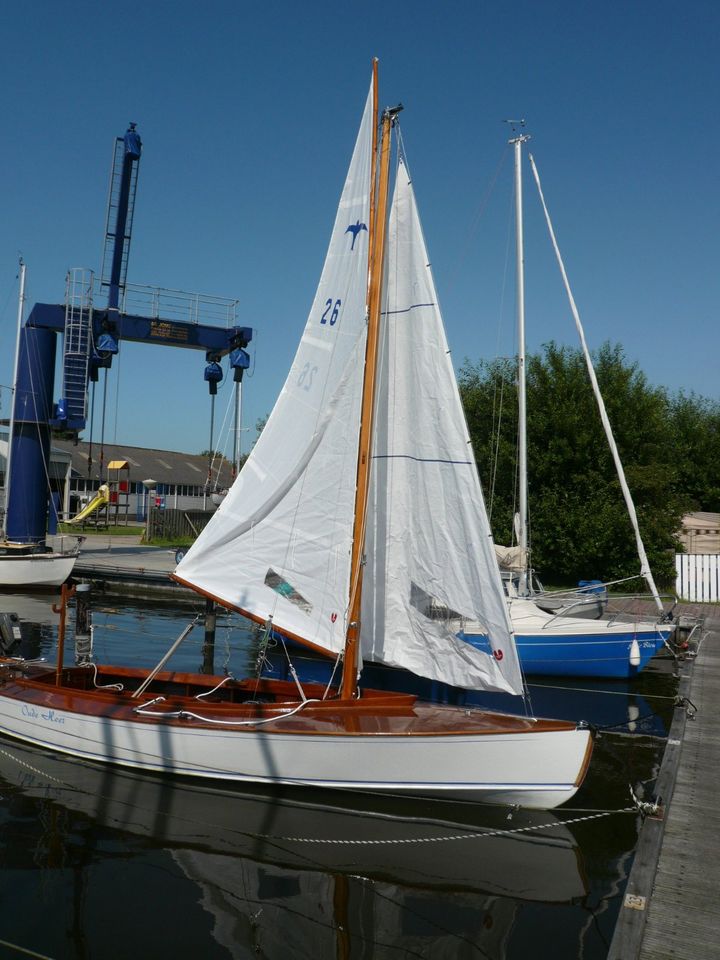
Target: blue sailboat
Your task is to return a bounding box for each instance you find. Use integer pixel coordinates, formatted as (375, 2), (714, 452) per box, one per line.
(466, 131), (676, 679)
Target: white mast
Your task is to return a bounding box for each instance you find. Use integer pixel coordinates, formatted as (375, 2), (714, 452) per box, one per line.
(3, 258), (26, 539)
(508, 128), (531, 595)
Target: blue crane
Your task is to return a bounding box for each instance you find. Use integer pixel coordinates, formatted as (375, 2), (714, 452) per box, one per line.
(5, 124), (252, 543)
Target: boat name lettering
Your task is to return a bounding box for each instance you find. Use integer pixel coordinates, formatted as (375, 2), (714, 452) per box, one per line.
(320, 298), (342, 326)
(21, 704), (65, 725)
(149, 321), (190, 343)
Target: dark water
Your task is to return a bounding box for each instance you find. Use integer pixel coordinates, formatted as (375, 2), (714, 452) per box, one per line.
(0, 590), (679, 960)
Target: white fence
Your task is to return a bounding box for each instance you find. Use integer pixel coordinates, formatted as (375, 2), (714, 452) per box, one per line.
(675, 554), (720, 603)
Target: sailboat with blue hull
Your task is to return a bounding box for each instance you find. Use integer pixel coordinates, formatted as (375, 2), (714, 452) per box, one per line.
(461, 597), (671, 678)
(461, 130), (675, 679)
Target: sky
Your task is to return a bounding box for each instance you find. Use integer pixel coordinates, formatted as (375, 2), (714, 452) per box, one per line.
(0, 0), (718, 459)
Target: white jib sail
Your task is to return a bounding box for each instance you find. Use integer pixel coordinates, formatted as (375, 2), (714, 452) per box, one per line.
(361, 158), (524, 695)
(175, 83), (374, 654)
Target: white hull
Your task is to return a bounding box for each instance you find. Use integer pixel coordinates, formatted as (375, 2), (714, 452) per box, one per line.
(532, 593), (607, 619)
(508, 597), (669, 636)
(0, 552), (77, 587)
(0, 687), (591, 810)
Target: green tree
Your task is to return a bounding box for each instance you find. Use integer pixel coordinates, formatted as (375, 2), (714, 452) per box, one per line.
(668, 392), (720, 513)
(460, 342), (690, 588)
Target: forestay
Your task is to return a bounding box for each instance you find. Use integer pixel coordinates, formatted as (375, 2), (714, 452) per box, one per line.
(175, 83), (374, 654)
(528, 152), (664, 615)
(361, 159), (524, 695)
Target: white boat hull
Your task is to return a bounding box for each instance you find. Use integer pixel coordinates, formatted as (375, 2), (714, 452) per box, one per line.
(0, 553), (77, 587)
(0, 671), (592, 810)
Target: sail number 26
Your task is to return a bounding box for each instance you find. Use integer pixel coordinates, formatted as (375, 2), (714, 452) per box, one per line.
(320, 298), (342, 325)
(297, 298), (341, 390)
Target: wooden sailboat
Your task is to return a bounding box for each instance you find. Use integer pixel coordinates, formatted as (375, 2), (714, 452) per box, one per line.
(0, 259), (79, 587)
(0, 65), (592, 809)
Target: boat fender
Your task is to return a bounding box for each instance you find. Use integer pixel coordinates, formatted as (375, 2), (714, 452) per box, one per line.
(629, 638), (641, 667)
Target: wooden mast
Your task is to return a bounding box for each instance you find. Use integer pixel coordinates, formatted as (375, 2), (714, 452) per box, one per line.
(341, 69), (401, 700)
(367, 59), (379, 282)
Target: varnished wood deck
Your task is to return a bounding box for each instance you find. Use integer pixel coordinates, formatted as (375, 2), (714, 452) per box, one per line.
(608, 606), (720, 959)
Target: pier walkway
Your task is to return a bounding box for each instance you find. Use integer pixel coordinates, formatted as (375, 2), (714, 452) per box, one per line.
(609, 610), (720, 959)
(51, 532), (185, 598)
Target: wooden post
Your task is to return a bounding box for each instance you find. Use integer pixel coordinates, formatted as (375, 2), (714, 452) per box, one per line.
(52, 582), (76, 686)
(201, 597), (216, 674)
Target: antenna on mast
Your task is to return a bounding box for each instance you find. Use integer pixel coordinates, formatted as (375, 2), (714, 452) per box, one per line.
(505, 119), (530, 145)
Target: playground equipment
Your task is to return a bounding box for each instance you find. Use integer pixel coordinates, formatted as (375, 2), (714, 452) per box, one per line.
(5, 125), (252, 545)
(107, 459), (130, 526)
(67, 484), (109, 525)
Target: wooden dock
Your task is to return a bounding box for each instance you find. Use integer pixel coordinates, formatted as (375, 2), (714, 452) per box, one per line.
(50, 533), (194, 600)
(608, 608), (720, 959)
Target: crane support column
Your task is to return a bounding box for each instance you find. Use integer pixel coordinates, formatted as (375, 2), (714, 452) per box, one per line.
(6, 328), (57, 543)
(107, 124), (142, 314)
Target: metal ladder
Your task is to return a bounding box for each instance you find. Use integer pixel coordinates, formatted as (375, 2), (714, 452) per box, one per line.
(60, 268), (94, 427)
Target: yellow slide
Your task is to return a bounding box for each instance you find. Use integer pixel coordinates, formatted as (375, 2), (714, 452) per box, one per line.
(67, 483), (110, 524)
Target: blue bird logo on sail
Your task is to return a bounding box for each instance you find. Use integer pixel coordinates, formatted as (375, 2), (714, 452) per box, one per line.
(345, 220), (368, 250)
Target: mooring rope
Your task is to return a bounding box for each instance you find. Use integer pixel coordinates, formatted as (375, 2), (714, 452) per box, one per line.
(258, 805), (640, 847)
(1, 741), (654, 855)
(585, 693), (698, 737)
(0, 746), (66, 786)
(528, 681), (680, 701)
(0, 937), (56, 959)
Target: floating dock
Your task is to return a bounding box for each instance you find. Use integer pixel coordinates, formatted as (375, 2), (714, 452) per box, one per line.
(52, 533), (189, 599)
(608, 609), (720, 959)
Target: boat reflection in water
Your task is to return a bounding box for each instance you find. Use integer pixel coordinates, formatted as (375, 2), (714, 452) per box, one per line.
(0, 737), (591, 959)
(0, 594), (675, 957)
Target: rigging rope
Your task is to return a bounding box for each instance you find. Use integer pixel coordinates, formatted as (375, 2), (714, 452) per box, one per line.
(99, 367), (108, 481)
(132, 695), (323, 725)
(528, 152), (664, 616)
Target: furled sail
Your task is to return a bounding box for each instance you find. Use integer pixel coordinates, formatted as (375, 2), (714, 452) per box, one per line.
(361, 158), (524, 695)
(174, 83), (374, 655)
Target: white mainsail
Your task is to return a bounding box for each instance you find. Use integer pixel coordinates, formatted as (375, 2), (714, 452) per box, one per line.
(361, 159), (524, 695)
(175, 84), (374, 654)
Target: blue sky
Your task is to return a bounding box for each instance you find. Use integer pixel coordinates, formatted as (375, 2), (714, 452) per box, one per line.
(1, 0), (717, 457)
